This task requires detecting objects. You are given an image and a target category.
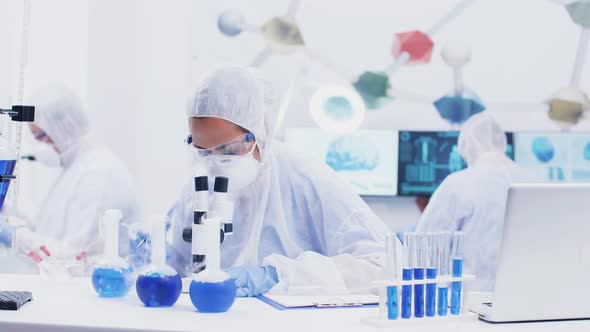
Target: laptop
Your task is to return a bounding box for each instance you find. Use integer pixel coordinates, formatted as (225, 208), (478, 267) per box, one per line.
(469, 183), (590, 323)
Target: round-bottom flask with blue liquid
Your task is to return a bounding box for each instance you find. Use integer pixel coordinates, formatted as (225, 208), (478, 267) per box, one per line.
(189, 271), (236, 313)
(136, 265), (182, 307)
(92, 257), (134, 298)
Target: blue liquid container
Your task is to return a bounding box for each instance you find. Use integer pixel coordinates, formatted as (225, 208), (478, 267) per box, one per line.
(426, 267), (437, 317)
(451, 258), (463, 315)
(0, 160), (16, 211)
(438, 286), (449, 316)
(189, 276), (236, 313)
(92, 263), (134, 298)
(401, 268), (413, 319)
(136, 266), (182, 307)
(413, 268), (425, 318)
(387, 286), (398, 320)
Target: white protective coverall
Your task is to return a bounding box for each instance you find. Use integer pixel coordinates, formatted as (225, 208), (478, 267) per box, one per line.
(169, 67), (399, 295)
(416, 112), (527, 291)
(29, 85), (138, 259)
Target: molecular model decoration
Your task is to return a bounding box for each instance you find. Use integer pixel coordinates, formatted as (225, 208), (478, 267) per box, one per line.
(546, 0), (590, 129)
(215, 0), (590, 132)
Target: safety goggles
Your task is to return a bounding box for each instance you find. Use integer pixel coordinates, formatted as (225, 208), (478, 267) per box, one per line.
(33, 130), (48, 140)
(186, 132), (256, 157)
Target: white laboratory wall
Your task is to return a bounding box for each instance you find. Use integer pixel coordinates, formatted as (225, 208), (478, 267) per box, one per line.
(87, 0), (192, 217)
(87, 0), (139, 176)
(126, 0), (192, 216)
(0, 0), (88, 102)
(0, 1), (17, 107)
(2, 0), (589, 231)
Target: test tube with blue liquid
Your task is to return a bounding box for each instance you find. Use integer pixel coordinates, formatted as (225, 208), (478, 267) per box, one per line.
(401, 233), (414, 319)
(413, 234), (427, 318)
(450, 231), (464, 315)
(385, 234), (399, 320)
(437, 232), (452, 316)
(425, 233), (438, 317)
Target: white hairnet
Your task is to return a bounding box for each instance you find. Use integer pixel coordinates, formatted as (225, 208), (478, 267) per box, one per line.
(458, 112), (507, 166)
(31, 85), (89, 153)
(187, 67), (278, 159)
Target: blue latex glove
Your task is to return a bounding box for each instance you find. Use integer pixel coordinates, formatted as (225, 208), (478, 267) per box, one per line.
(226, 265), (279, 297)
(128, 229), (151, 269)
(397, 224), (417, 244)
(0, 221), (13, 247)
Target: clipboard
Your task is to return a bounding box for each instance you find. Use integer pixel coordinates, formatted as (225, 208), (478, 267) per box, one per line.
(257, 294), (379, 310)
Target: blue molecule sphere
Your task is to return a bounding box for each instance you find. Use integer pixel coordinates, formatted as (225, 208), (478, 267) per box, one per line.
(217, 11), (244, 37)
(189, 278), (236, 313)
(136, 271), (182, 307)
(532, 136), (555, 163)
(434, 88), (485, 125)
(323, 95), (354, 122)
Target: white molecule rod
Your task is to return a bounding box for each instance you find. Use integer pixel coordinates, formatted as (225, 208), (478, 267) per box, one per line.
(284, 0), (302, 19)
(442, 42), (472, 96)
(386, 52), (410, 75)
(571, 27), (589, 87)
(426, 0), (478, 36)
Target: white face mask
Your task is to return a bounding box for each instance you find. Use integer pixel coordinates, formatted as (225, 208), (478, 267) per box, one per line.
(204, 146), (262, 193)
(29, 143), (62, 168)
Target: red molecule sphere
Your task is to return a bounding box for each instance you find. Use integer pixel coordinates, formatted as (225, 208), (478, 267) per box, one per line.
(391, 30), (434, 65)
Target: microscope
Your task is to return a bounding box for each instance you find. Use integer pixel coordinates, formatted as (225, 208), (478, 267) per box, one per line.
(181, 175), (234, 274)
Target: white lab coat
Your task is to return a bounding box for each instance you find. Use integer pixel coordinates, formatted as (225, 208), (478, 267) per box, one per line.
(415, 154), (526, 291)
(32, 138), (138, 258)
(169, 142), (397, 295)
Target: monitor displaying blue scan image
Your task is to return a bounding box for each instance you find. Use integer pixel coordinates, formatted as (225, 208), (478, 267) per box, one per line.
(284, 128), (398, 196)
(568, 134), (590, 181)
(514, 132), (590, 182)
(397, 131), (514, 196)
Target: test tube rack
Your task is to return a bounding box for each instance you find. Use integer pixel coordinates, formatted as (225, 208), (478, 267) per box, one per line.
(362, 274), (476, 327)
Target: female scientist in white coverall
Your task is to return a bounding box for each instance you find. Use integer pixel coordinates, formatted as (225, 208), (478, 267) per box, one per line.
(415, 112), (524, 291)
(25, 85), (138, 262)
(168, 67), (398, 297)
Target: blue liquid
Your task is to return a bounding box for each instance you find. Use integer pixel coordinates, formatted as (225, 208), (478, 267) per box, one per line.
(451, 258), (463, 315)
(438, 287), (449, 316)
(401, 268), (412, 319)
(189, 278), (236, 313)
(426, 268), (437, 317)
(413, 268), (425, 318)
(92, 267), (134, 297)
(136, 272), (182, 307)
(387, 286), (398, 320)
(0, 160), (16, 211)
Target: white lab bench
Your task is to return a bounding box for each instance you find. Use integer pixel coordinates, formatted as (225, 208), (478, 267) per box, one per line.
(0, 274), (588, 332)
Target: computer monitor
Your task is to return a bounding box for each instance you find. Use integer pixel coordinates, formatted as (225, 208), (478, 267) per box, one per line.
(513, 132), (590, 182)
(397, 131), (514, 196)
(284, 128), (398, 196)
(569, 133), (590, 181)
